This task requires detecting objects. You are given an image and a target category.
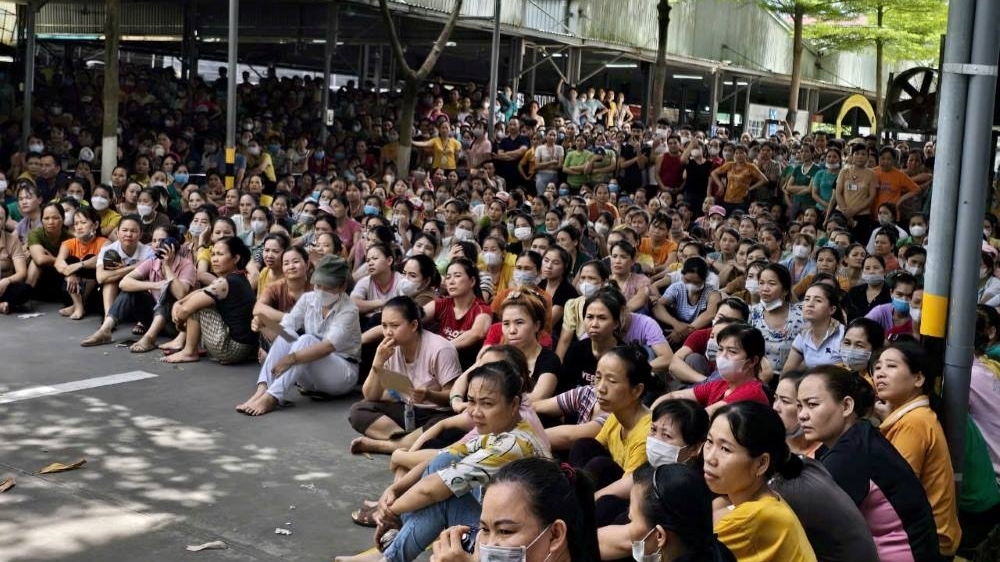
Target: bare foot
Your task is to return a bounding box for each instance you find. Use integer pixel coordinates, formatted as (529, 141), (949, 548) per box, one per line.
(0, 302), (9, 315)
(159, 334), (185, 350)
(350, 436), (402, 455)
(129, 337), (157, 353)
(162, 352), (200, 364)
(59, 306), (74, 317)
(243, 393), (278, 416)
(334, 549), (384, 562)
(69, 307), (86, 320)
(236, 386), (268, 413)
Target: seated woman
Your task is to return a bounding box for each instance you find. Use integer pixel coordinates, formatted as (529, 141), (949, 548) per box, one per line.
(252, 232), (291, 296)
(196, 217), (237, 287)
(349, 296), (463, 455)
(90, 184), (122, 240)
(351, 243), (405, 330)
(183, 207), (215, 264)
(556, 259), (611, 359)
(797, 365), (942, 561)
(26, 202), (72, 303)
(782, 283), (847, 372)
(873, 342), (962, 557)
(429, 457), (599, 562)
(95, 215), (155, 325)
(81, 225), (196, 350)
(0, 203), (31, 313)
(626, 463), (737, 562)
(652, 257), (721, 347)
(839, 317), (884, 379)
(478, 235), (515, 299)
(656, 323), (770, 415)
(135, 187), (172, 244)
(537, 245), (579, 342)
(568, 343), (653, 527)
(335, 361), (550, 562)
(163, 236), (258, 364)
(423, 258), (493, 369)
(793, 246), (841, 299)
(599, 399), (712, 560)
(252, 245), (313, 356)
(748, 263), (805, 381)
(560, 288), (626, 392)
(844, 255), (892, 321)
(703, 402), (817, 561)
(607, 240), (653, 312)
(490, 250), (545, 312)
(54, 205), (109, 320)
(239, 255), (362, 415)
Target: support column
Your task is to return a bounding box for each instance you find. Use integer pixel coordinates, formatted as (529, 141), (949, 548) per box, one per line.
(101, 0), (120, 184)
(487, 0), (500, 139)
(509, 37), (524, 97)
(321, 2), (338, 144)
(20, 2), (36, 148)
(224, 0), (238, 190)
(566, 46), (582, 85)
(709, 69), (720, 132)
(743, 76), (751, 135)
(373, 46), (383, 92)
(527, 45), (537, 100)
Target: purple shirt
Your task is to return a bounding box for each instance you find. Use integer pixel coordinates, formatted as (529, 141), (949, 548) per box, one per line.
(582, 312), (666, 347)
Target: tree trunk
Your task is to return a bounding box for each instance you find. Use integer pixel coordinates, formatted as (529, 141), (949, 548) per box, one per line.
(395, 78), (418, 177)
(647, 0), (671, 125)
(786, 3), (804, 130)
(101, 0), (120, 184)
(875, 5), (885, 125)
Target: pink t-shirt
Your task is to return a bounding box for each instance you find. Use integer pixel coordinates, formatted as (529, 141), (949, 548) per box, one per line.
(692, 379), (768, 407)
(133, 255), (197, 299)
(860, 481), (915, 562)
(384, 330), (463, 408)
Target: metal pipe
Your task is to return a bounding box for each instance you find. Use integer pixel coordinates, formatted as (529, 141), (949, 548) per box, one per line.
(21, 3), (35, 149)
(922, 0), (976, 343)
(518, 45), (570, 79)
(321, 2), (338, 144)
(224, 0), (238, 190)
(577, 53), (628, 85)
(487, 0), (500, 140)
(941, 0), (1000, 477)
(709, 70), (719, 132)
(527, 46), (536, 100)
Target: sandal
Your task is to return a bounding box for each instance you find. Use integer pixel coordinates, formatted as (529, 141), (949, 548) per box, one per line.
(351, 502), (379, 528)
(130, 339), (157, 353)
(131, 322), (147, 336)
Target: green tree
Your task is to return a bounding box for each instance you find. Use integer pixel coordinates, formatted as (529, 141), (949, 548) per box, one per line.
(805, 0), (947, 121)
(751, 0), (846, 130)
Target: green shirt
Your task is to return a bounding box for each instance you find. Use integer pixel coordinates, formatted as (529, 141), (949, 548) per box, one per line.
(564, 149), (592, 188)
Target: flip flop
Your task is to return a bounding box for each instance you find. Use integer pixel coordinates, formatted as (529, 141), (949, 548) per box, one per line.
(131, 322), (147, 336)
(80, 333), (115, 347)
(351, 502), (379, 527)
(296, 383), (337, 401)
(130, 339), (157, 353)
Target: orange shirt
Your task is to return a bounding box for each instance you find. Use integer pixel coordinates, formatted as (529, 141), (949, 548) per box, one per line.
(716, 162), (767, 204)
(62, 236), (108, 259)
(872, 168), (918, 216)
(639, 237), (677, 267)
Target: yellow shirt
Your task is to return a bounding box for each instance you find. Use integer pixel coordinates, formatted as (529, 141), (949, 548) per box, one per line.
(716, 495), (817, 562)
(880, 396), (962, 555)
(257, 266), (276, 299)
(595, 410), (651, 473)
(431, 137), (461, 170)
(98, 208), (122, 233)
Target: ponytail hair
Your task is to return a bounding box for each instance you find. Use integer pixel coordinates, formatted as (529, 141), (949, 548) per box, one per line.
(712, 401), (804, 480)
(802, 364), (875, 418)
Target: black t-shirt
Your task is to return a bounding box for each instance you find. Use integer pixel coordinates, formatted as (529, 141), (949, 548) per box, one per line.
(214, 273), (257, 345)
(532, 347), (562, 388)
(683, 160), (713, 206)
(844, 283), (890, 321)
(618, 141), (650, 191)
(558, 338), (622, 393)
(495, 135), (531, 187)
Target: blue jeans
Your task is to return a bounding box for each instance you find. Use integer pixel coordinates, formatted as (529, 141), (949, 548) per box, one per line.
(384, 452), (482, 562)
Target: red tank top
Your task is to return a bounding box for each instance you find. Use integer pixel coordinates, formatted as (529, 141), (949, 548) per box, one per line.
(659, 153), (684, 189)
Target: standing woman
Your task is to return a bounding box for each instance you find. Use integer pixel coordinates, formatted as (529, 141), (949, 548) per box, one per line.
(797, 365), (942, 562)
(533, 128), (564, 196)
(749, 263), (805, 380)
(164, 236), (258, 365)
(0, 203), (31, 313)
(703, 402), (817, 561)
(54, 205), (108, 320)
(538, 245), (579, 341)
(239, 255), (361, 415)
(782, 283), (846, 372)
(873, 342), (962, 558)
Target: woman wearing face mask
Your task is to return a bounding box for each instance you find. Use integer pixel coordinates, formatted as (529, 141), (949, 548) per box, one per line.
(54, 205), (108, 320)
(872, 342), (962, 557)
(792, 246), (841, 299)
(833, 242), (865, 290)
(783, 283), (846, 373)
(838, 317), (884, 380)
(623, 463), (738, 562)
(479, 235), (516, 298)
(164, 236), (258, 365)
(863, 271), (918, 340)
(701, 402), (817, 561)
(652, 257), (720, 347)
(898, 213), (929, 248)
(135, 188), (171, 244)
(598, 398), (711, 559)
(507, 213), (537, 256)
(797, 366), (942, 562)
(810, 147), (842, 215)
(780, 233), (817, 285)
(431, 457), (598, 562)
(424, 258), (493, 370)
(657, 323), (769, 415)
(556, 260), (611, 359)
(90, 184), (122, 240)
(568, 343), (652, 527)
(244, 138), (277, 185)
(241, 206), (274, 269)
(866, 203), (908, 254)
(239, 255), (360, 415)
(491, 251), (544, 312)
(844, 255), (891, 321)
(746, 263), (803, 379)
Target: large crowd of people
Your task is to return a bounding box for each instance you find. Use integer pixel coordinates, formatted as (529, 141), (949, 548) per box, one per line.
(2, 60), (1000, 562)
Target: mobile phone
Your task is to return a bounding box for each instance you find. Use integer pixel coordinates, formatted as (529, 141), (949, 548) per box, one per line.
(461, 527), (478, 553)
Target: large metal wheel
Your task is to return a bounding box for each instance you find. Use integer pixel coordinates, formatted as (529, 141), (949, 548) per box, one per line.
(885, 67), (938, 132)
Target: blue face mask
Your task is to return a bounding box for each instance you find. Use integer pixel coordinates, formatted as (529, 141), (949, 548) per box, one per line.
(333, 151), (346, 160)
(174, 173), (189, 185)
(558, 188), (570, 196)
(311, 190), (321, 201)
(314, 150), (326, 160)
(892, 297), (910, 315)
(363, 204), (380, 216)
(608, 183), (620, 193)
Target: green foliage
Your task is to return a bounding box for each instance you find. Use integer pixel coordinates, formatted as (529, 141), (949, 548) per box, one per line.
(805, 0), (947, 63)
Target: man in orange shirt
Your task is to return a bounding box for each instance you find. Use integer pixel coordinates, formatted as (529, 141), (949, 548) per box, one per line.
(873, 147), (920, 217)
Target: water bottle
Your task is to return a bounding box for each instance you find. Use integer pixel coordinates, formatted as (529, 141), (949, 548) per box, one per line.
(404, 399), (415, 432)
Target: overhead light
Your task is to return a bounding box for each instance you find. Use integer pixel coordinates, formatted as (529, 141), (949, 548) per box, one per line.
(725, 81), (749, 86)
(311, 39), (326, 44)
(445, 41), (457, 47)
(550, 53), (564, 58)
(606, 63), (637, 68)
(672, 74), (702, 80)
(0, 56), (13, 63)
(336, 41), (344, 46)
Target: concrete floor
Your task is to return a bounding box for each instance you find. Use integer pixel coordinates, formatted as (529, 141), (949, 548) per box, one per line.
(0, 303), (394, 561)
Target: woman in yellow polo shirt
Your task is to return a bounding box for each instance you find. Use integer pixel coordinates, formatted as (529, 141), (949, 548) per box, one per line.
(411, 121), (461, 171)
(873, 341), (962, 558)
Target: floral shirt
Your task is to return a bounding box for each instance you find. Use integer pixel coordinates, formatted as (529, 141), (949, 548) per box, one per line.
(749, 302), (806, 372)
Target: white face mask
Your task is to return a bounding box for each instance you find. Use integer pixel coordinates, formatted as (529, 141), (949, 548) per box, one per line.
(762, 298), (783, 311)
(137, 204), (154, 217)
(594, 223), (610, 236)
(646, 437), (684, 468)
(632, 528), (661, 562)
(513, 270), (537, 286)
(910, 307), (922, 323)
(90, 196), (109, 211)
(909, 225), (926, 238)
(454, 227), (474, 241)
(63, 211), (75, 225)
(482, 251), (503, 267)
(0, 179), (8, 193)
(905, 264), (922, 276)
(316, 290), (339, 307)
(250, 220), (268, 234)
(188, 222), (206, 236)
(745, 279), (759, 295)
(792, 244), (810, 259)
(716, 356), (746, 379)
(514, 226), (533, 241)
(684, 282), (704, 294)
(397, 277), (421, 297)
(480, 524), (551, 562)
(578, 281), (599, 298)
(705, 338), (719, 361)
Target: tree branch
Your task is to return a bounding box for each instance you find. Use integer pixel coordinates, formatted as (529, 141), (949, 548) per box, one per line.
(414, 0), (465, 79)
(378, 0), (417, 81)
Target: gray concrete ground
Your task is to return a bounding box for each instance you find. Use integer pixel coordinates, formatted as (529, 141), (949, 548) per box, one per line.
(0, 303), (396, 561)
